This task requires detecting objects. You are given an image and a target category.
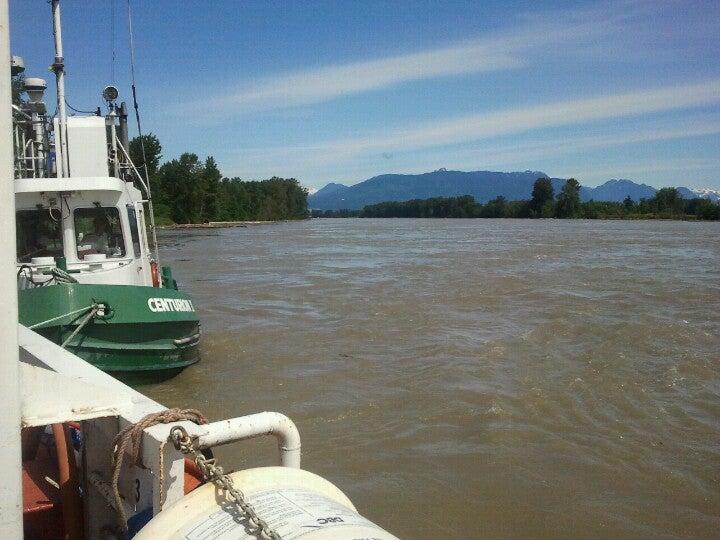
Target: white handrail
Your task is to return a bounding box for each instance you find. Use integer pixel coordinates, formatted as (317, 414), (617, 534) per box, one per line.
(195, 412), (302, 469)
(115, 138), (160, 267)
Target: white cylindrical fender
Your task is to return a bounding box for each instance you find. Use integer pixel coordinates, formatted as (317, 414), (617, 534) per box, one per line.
(135, 466), (399, 540)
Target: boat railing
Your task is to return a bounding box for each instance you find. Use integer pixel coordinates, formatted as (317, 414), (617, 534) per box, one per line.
(18, 324), (302, 536)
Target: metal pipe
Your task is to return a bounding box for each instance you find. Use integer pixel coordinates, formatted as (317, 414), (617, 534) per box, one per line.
(196, 412), (302, 469)
(118, 102), (129, 165)
(0, 0), (23, 535)
(32, 112), (45, 175)
(52, 0), (69, 177)
(115, 138), (150, 194)
(11, 103), (31, 120)
(109, 115), (119, 177)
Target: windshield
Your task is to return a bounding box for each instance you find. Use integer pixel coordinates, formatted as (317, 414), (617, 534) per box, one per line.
(16, 209), (64, 263)
(75, 207), (126, 260)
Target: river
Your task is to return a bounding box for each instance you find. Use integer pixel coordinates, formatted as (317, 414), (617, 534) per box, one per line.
(145, 218), (720, 539)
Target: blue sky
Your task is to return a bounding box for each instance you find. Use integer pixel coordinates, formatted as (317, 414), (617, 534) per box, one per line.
(10, 0), (720, 190)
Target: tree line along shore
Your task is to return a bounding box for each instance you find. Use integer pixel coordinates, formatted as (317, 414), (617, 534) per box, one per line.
(312, 178), (720, 221)
(129, 135), (309, 226)
(125, 140), (717, 224)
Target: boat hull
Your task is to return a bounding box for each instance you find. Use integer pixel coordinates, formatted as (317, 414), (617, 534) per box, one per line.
(18, 283), (200, 374)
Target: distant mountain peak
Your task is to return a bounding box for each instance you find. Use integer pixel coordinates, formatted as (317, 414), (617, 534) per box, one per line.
(307, 169), (718, 210)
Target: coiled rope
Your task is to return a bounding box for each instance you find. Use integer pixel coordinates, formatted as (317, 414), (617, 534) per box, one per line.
(111, 408), (208, 531)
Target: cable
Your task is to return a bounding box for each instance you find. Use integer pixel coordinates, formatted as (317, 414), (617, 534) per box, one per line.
(48, 205), (62, 222)
(64, 99), (99, 115)
(126, 0), (148, 177)
(127, 0), (160, 267)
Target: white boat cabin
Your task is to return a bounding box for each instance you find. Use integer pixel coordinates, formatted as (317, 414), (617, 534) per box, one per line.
(15, 176), (152, 286)
(12, 82), (159, 288)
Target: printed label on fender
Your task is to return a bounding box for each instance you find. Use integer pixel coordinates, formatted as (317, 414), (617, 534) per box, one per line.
(181, 488), (393, 540)
(147, 297), (195, 313)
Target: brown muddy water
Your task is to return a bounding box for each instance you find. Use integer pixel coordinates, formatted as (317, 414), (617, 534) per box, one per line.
(145, 218), (720, 539)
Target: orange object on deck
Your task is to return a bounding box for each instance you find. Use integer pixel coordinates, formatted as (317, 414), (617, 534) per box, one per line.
(22, 425), (83, 540)
(184, 458), (205, 494)
(150, 260), (160, 287)
(52, 424), (83, 540)
(23, 433), (63, 540)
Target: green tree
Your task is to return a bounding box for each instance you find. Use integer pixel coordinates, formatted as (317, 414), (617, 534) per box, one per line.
(129, 134), (162, 179)
(623, 196), (635, 212)
(483, 196), (508, 218)
(653, 187), (683, 215)
(690, 198), (720, 220)
(128, 134), (309, 224)
(200, 156), (222, 222)
(158, 153), (204, 223)
(530, 177), (554, 217)
(556, 178), (581, 218)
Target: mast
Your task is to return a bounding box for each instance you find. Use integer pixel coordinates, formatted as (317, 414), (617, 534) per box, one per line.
(0, 0), (23, 535)
(51, 0), (69, 177)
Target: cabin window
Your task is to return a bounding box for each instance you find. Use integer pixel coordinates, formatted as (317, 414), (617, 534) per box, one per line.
(74, 207), (126, 260)
(127, 205), (142, 257)
(16, 209), (64, 263)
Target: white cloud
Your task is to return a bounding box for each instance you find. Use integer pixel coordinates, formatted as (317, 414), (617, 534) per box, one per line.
(233, 79), (720, 164)
(182, 1), (657, 115)
(214, 84), (720, 187)
(200, 43), (519, 113)
(357, 119), (720, 178)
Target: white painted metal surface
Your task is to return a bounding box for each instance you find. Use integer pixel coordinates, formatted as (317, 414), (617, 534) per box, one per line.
(18, 325), (161, 422)
(15, 175), (128, 194)
(18, 325), (182, 534)
(135, 467), (400, 540)
(18, 326), (305, 534)
(193, 412), (302, 468)
(54, 116), (110, 177)
(0, 0), (23, 535)
(15, 175), (152, 285)
(19, 363), (131, 426)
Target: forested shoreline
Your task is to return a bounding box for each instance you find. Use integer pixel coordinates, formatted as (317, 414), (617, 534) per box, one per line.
(129, 135), (309, 225)
(312, 178), (720, 221)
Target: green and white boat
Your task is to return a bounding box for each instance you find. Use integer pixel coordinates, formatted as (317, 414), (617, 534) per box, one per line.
(11, 25), (200, 376)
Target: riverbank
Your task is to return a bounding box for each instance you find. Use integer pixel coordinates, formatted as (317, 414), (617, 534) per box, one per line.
(158, 220), (281, 229)
(312, 189), (720, 221)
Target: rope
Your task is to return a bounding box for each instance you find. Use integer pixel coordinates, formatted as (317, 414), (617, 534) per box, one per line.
(111, 408), (208, 531)
(28, 304), (96, 329)
(61, 305), (100, 347)
(50, 267), (78, 284)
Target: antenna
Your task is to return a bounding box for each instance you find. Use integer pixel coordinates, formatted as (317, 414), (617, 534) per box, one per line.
(51, 0), (69, 177)
(127, 0), (160, 268)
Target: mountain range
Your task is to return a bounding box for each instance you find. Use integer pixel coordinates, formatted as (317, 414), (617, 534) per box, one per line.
(308, 170), (720, 210)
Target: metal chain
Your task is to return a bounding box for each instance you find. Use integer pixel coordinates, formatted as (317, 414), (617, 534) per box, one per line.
(170, 426), (281, 540)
